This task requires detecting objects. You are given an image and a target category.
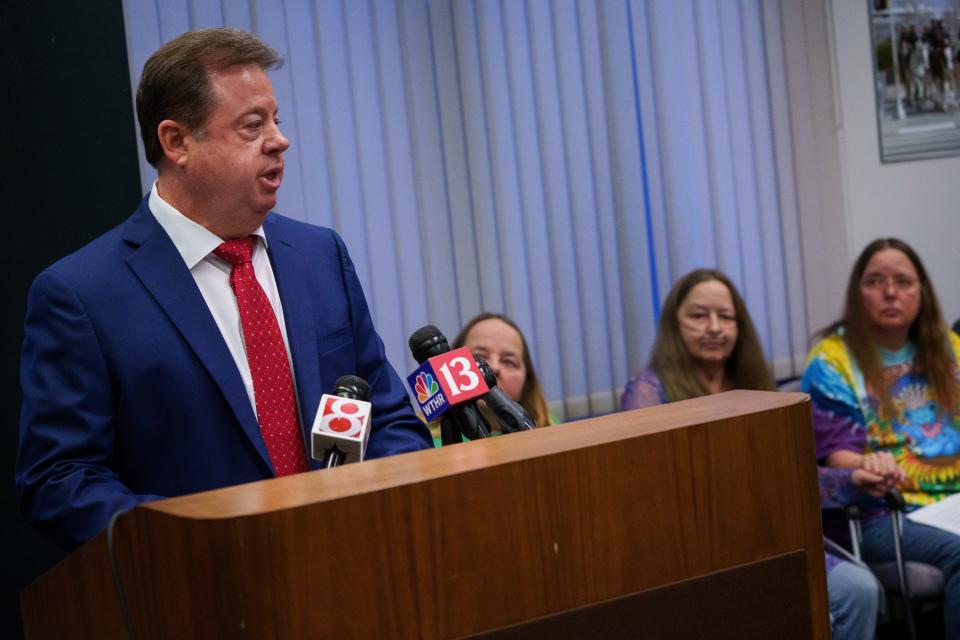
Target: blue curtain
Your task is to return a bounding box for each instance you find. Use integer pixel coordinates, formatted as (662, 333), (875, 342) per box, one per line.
(122, 0), (807, 420)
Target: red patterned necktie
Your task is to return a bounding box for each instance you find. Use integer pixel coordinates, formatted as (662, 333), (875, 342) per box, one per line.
(214, 236), (309, 476)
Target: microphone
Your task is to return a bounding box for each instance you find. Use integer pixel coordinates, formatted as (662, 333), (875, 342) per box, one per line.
(407, 325), (492, 444)
(310, 375), (373, 468)
(475, 356), (536, 433)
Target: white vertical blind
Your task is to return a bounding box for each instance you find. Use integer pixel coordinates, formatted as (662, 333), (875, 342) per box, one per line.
(122, 0), (807, 420)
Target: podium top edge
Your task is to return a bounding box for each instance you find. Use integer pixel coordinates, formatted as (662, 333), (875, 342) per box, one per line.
(143, 390), (809, 520)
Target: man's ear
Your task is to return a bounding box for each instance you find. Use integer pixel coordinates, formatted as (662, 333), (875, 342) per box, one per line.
(157, 120), (191, 167)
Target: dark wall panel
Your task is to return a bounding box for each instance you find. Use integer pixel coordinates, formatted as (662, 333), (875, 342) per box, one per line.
(2, 1), (142, 636)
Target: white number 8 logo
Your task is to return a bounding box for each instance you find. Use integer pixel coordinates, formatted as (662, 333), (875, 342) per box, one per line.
(319, 397), (365, 438)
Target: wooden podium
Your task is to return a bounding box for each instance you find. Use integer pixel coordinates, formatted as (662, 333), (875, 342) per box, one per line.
(21, 390), (829, 639)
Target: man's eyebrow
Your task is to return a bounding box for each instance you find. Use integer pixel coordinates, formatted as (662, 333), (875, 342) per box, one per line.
(236, 106), (280, 119)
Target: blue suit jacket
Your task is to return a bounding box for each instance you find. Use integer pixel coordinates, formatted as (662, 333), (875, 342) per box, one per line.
(16, 198), (432, 549)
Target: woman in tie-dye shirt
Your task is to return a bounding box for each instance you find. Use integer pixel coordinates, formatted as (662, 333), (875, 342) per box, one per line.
(802, 238), (960, 637)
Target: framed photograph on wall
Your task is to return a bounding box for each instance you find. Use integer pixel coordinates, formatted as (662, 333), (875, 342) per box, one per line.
(870, 0), (960, 162)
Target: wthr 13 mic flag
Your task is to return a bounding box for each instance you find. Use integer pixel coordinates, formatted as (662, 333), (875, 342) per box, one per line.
(406, 346), (489, 422)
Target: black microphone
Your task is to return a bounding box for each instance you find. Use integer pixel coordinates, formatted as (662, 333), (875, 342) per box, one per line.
(332, 375), (371, 401)
(474, 356), (536, 433)
(310, 375), (373, 468)
(408, 325), (492, 444)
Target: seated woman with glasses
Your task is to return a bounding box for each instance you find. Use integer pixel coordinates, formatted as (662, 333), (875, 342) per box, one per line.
(621, 268), (881, 640)
(802, 238), (960, 638)
(619, 269), (774, 410)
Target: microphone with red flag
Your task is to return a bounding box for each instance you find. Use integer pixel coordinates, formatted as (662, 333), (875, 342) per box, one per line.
(407, 325), (492, 444)
(310, 375), (373, 468)
(407, 346), (490, 422)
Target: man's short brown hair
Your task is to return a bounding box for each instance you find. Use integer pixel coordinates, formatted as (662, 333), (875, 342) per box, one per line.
(136, 28), (282, 167)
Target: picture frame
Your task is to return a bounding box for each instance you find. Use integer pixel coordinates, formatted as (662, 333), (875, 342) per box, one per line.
(869, 0), (960, 162)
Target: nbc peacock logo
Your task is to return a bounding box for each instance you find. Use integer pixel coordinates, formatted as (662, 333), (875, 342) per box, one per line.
(415, 372), (440, 403)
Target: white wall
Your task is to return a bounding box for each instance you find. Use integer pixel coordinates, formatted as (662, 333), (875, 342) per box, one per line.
(827, 0), (960, 325)
(777, 0), (850, 338)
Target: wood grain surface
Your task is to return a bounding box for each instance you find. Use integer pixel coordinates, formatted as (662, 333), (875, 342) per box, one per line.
(21, 390), (829, 639)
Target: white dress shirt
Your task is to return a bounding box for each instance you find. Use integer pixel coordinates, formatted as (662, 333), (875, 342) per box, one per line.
(148, 182), (297, 420)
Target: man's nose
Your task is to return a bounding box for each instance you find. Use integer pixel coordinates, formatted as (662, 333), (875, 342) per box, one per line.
(266, 123), (290, 153)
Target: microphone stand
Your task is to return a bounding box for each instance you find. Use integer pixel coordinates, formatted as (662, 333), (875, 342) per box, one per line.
(322, 446), (346, 468)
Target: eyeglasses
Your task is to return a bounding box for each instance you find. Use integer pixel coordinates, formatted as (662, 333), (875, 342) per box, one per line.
(860, 274), (920, 291)
(679, 311), (737, 329)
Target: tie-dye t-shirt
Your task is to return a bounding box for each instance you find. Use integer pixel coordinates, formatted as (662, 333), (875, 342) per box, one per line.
(801, 330), (960, 507)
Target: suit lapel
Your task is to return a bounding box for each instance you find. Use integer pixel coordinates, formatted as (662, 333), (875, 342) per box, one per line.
(121, 202), (274, 471)
(264, 216), (322, 465)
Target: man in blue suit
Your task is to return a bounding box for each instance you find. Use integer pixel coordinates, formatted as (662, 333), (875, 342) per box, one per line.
(15, 28), (433, 550)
